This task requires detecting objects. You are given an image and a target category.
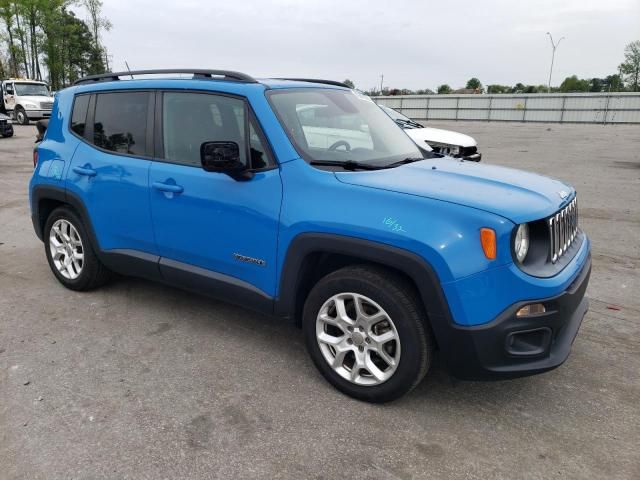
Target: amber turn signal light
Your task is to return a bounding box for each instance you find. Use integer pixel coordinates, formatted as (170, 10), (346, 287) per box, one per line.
(480, 228), (496, 260)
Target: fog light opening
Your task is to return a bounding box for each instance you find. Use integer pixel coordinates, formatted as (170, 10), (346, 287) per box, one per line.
(516, 303), (546, 317)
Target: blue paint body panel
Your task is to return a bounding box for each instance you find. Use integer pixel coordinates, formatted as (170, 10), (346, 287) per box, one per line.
(30, 77), (591, 331)
(148, 162), (282, 296)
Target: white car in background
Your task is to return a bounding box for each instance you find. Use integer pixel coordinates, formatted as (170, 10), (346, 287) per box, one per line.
(380, 105), (482, 161)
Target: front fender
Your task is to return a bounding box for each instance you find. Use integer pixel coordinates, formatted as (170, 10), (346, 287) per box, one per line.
(274, 232), (454, 348)
(276, 159), (514, 284)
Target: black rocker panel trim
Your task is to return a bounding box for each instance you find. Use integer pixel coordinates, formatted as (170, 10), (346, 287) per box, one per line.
(158, 258), (273, 315)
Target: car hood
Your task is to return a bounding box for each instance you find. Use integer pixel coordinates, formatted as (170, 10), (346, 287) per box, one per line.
(405, 126), (477, 147)
(19, 95), (54, 105)
(335, 158), (574, 224)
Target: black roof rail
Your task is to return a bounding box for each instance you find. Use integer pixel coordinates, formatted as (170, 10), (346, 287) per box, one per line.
(274, 78), (351, 88)
(74, 69), (257, 85)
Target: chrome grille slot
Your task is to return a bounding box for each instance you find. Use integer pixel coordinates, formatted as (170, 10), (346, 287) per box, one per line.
(40, 101), (53, 110)
(548, 197), (578, 263)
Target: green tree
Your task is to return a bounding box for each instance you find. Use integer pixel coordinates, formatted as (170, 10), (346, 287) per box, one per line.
(589, 78), (603, 92)
(603, 74), (624, 92)
(0, 0), (20, 76)
(487, 84), (509, 94)
(619, 40), (640, 92)
(342, 78), (354, 88)
(437, 84), (451, 94)
(0, 1), (108, 89)
(82, 0), (111, 70)
(465, 77), (483, 92)
(559, 75), (590, 92)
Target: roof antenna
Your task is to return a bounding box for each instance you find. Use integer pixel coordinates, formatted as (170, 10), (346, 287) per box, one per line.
(124, 61), (134, 79)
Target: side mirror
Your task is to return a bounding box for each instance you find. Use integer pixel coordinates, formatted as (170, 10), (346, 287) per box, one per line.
(200, 141), (253, 181)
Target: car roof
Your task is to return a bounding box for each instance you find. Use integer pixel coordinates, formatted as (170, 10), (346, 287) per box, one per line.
(70, 70), (350, 93)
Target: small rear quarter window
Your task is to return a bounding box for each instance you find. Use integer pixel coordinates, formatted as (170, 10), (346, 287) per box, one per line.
(71, 95), (90, 137)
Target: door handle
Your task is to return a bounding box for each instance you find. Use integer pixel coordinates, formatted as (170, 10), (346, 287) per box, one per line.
(72, 166), (97, 177)
(152, 181), (184, 194)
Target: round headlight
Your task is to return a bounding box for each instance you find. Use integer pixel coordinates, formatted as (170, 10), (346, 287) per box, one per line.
(514, 223), (530, 263)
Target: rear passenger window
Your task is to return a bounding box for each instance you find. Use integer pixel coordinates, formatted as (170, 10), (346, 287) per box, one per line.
(93, 92), (148, 156)
(71, 95), (90, 137)
(162, 92), (247, 167)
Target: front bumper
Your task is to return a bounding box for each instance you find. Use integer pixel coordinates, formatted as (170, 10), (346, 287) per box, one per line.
(442, 253), (591, 380)
(25, 109), (51, 119)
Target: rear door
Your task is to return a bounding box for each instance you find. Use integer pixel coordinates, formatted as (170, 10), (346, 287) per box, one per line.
(148, 91), (282, 298)
(66, 90), (157, 255)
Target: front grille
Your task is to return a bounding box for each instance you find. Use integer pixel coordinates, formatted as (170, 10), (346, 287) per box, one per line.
(40, 101), (53, 109)
(548, 197), (578, 263)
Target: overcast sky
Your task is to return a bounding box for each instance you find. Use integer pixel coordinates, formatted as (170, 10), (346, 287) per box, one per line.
(88, 0), (639, 91)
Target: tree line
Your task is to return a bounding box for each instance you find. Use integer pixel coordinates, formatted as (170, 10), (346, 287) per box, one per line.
(354, 40), (640, 96)
(0, 0), (111, 90)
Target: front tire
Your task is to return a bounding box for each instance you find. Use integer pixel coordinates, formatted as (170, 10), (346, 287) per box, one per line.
(15, 107), (29, 125)
(303, 265), (433, 403)
(44, 206), (110, 291)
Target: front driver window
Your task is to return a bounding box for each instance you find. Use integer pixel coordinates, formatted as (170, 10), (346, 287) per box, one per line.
(162, 92), (248, 167)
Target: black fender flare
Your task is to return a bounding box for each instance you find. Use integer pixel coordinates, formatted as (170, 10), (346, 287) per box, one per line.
(274, 233), (455, 346)
(30, 185), (101, 252)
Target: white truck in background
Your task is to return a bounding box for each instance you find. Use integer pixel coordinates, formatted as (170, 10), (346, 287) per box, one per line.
(1, 78), (55, 125)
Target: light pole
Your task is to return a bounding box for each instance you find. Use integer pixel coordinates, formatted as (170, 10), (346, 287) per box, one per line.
(380, 74), (384, 94)
(546, 32), (565, 93)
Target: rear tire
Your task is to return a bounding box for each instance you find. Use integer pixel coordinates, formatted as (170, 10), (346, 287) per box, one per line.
(303, 265), (433, 403)
(44, 206), (110, 291)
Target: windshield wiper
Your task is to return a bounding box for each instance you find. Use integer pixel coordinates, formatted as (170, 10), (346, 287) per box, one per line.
(384, 157), (427, 168)
(310, 160), (386, 171)
(395, 118), (424, 129)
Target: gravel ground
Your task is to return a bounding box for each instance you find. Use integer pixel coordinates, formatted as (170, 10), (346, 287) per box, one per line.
(1, 121), (638, 479)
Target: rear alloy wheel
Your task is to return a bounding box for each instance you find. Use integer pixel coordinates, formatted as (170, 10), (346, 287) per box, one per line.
(44, 206), (110, 291)
(304, 265), (432, 403)
(49, 219), (84, 280)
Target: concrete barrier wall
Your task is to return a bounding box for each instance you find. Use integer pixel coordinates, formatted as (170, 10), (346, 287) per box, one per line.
(373, 92), (640, 124)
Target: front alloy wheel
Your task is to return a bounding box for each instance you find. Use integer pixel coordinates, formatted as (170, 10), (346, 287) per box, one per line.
(316, 293), (400, 386)
(303, 265), (432, 403)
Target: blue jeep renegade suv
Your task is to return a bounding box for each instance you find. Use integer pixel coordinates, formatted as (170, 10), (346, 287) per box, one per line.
(29, 69), (591, 402)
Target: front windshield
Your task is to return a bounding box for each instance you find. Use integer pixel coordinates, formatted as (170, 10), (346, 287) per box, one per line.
(381, 105), (411, 122)
(268, 88), (422, 166)
(14, 83), (50, 96)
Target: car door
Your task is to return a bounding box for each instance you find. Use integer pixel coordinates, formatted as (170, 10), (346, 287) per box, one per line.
(4, 82), (16, 112)
(66, 90), (157, 255)
(149, 91), (282, 301)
